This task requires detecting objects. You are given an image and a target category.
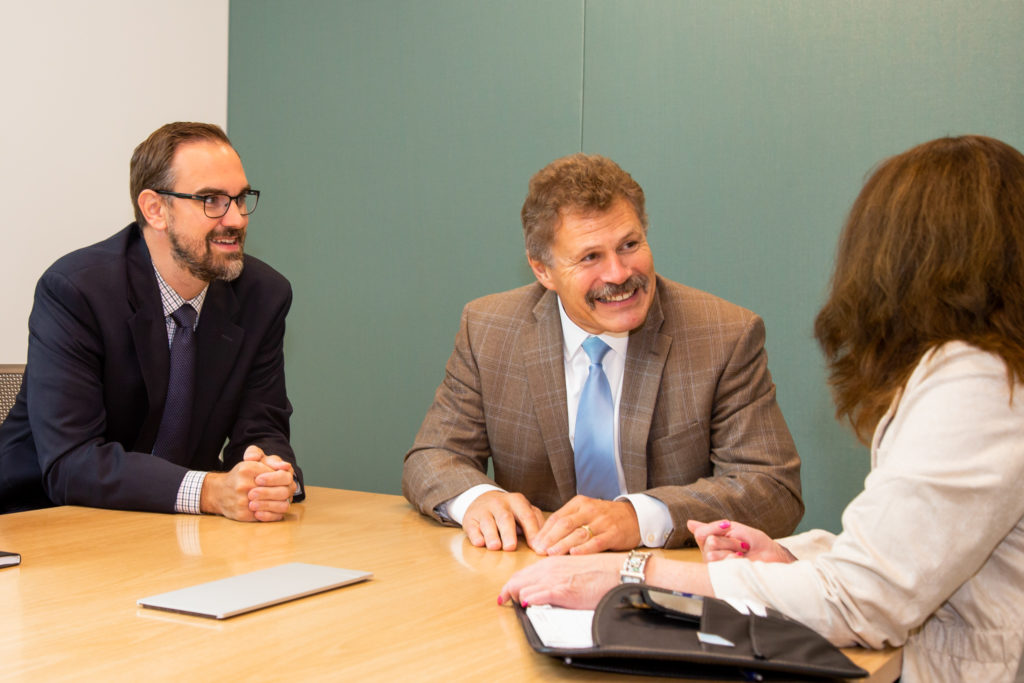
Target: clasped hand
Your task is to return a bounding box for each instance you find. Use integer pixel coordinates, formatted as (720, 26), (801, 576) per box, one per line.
(686, 519), (796, 563)
(462, 492), (640, 555)
(200, 445), (297, 522)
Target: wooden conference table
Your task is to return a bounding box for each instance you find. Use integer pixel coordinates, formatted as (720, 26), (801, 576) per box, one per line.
(0, 487), (900, 681)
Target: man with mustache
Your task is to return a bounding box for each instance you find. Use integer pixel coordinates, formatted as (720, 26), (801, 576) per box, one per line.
(403, 154), (802, 553)
(0, 122), (302, 520)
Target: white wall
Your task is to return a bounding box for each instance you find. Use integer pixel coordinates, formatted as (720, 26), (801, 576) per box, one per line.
(0, 0), (230, 361)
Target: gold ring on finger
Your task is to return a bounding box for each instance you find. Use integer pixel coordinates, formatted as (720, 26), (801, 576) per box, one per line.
(580, 524), (594, 541)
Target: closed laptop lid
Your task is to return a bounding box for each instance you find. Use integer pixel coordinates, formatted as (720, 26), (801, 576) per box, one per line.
(137, 562), (372, 619)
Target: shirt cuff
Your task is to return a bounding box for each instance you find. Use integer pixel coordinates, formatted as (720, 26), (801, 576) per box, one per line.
(174, 470), (207, 514)
(437, 483), (505, 524)
(621, 492), (673, 547)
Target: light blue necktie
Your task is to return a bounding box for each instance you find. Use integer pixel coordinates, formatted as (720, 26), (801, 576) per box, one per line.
(574, 336), (619, 499)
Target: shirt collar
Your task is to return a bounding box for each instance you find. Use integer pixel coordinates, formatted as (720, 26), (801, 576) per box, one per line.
(556, 296), (629, 359)
(152, 263), (209, 320)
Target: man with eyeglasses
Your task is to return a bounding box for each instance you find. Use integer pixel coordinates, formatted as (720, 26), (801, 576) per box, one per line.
(0, 122), (303, 520)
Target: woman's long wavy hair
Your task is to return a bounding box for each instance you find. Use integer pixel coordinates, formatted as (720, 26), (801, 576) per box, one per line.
(814, 135), (1024, 444)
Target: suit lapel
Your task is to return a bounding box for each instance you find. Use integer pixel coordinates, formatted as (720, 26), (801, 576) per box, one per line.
(522, 291), (577, 501)
(620, 281), (671, 493)
(191, 280), (243, 454)
(122, 225), (244, 460)
(125, 228), (170, 449)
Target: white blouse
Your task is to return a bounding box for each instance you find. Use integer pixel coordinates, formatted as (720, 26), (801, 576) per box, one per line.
(708, 342), (1024, 682)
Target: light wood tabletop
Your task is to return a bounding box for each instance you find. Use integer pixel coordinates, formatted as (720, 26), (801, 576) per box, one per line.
(0, 487), (900, 681)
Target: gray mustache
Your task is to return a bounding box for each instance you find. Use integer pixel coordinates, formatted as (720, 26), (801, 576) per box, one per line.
(585, 274), (649, 309)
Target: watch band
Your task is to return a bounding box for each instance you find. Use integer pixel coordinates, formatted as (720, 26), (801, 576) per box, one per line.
(620, 550), (652, 584)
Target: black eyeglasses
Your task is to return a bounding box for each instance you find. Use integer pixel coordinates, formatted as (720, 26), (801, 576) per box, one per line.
(155, 189), (260, 218)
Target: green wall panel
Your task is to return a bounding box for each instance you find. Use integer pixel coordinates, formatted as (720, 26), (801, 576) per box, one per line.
(581, 0), (1024, 531)
(229, 1), (584, 494)
(229, 0), (1023, 532)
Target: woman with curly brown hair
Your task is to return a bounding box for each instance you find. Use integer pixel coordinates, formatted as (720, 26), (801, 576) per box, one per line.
(500, 135), (1024, 682)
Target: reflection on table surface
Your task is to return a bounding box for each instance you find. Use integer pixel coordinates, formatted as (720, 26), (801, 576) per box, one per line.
(0, 486), (900, 681)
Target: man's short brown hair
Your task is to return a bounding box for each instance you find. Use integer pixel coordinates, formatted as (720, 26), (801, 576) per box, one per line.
(129, 122), (233, 226)
(521, 153), (647, 263)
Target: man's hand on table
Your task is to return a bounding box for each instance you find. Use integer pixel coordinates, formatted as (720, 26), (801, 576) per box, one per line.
(529, 495), (641, 556)
(462, 490), (545, 551)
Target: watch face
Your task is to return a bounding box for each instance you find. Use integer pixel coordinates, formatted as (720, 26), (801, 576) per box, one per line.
(624, 552), (650, 570)
(621, 551), (651, 584)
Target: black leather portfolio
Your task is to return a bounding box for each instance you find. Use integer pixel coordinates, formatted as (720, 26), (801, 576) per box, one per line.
(516, 583), (867, 681)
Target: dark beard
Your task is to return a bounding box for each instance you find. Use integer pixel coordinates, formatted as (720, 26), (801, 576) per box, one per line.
(167, 225), (245, 283)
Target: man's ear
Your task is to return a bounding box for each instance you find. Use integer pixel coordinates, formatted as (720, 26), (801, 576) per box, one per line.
(137, 190), (168, 231)
(527, 253), (556, 291)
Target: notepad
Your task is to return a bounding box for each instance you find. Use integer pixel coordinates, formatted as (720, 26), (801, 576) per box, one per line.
(525, 605), (595, 649)
(137, 562), (372, 619)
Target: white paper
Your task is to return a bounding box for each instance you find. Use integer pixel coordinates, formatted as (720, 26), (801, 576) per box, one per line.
(722, 596), (749, 614)
(722, 595), (767, 617)
(525, 605), (595, 649)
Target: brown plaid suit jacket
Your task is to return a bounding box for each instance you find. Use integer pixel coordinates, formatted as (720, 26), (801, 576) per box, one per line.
(402, 276), (803, 547)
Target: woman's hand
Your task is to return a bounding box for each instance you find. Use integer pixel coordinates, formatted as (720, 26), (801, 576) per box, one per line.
(498, 553), (624, 609)
(686, 519), (796, 564)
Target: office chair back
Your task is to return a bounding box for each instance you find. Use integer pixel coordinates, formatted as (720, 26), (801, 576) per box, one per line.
(0, 364), (25, 425)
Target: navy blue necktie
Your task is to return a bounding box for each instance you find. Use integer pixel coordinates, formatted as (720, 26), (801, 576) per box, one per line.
(574, 336), (619, 499)
(153, 304), (197, 464)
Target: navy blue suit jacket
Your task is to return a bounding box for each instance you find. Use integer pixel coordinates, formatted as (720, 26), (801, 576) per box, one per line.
(0, 224), (303, 513)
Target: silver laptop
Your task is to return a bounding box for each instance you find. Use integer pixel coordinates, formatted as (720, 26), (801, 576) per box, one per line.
(137, 562), (372, 619)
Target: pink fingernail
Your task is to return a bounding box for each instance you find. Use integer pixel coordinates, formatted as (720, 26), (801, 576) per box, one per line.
(741, 542), (750, 550)
(497, 596), (503, 606)
(521, 601), (529, 608)
(719, 521), (731, 529)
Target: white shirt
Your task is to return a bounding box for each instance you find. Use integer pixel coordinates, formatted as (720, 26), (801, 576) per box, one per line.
(443, 296), (673, 547)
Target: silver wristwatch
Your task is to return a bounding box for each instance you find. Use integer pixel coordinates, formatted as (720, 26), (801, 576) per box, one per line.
(620, 550), (652, 584)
